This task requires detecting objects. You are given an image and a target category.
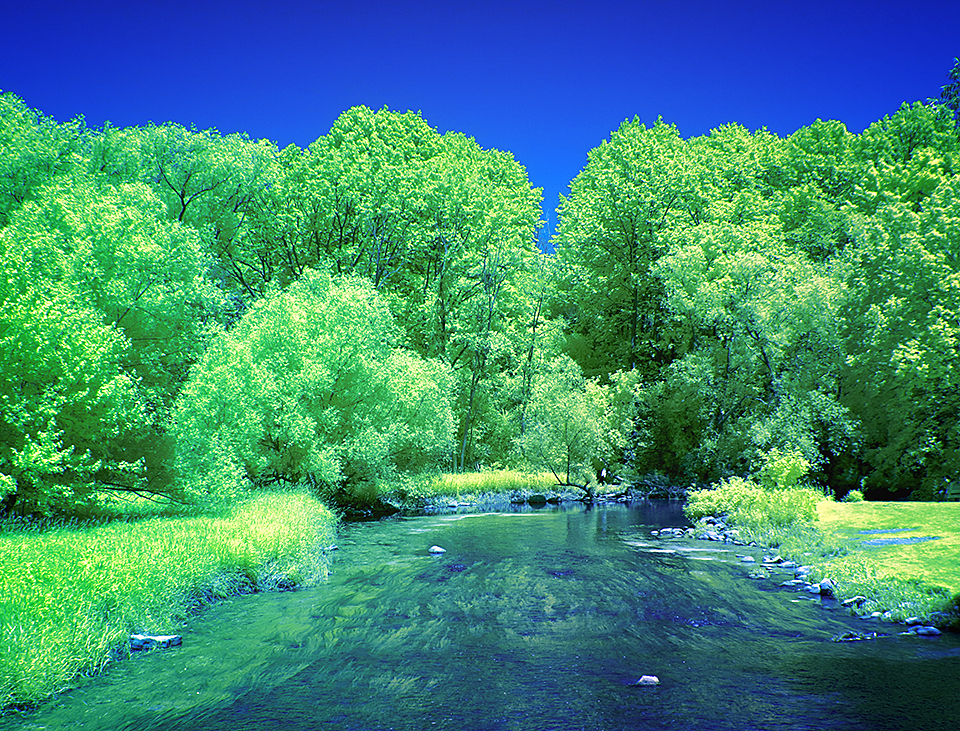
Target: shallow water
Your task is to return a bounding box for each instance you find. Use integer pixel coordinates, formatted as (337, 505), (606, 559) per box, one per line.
(8, 502), (960, 730)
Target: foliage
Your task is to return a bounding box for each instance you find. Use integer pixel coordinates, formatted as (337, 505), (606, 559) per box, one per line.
(941, 56), (960, 126)
(0, 91), (84, 226)
(550, 118), (697, 378)
(215, 106), (545, 471)
(0, 491), (336, 709)
(841, 489), (865, 503)
(683, 476), (821, 531)
(5, 85), (960, 509)
(839, 171), (960, 496)
(172, 270), (454, 503)
(758, 448), (811, 491)
(0, 176), (223, 515)
(519, 356), (601, 490)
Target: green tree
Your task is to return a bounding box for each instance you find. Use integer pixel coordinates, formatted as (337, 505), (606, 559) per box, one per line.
(207, 107), (545, 470)
(551, 118), (705, 378)
(839, 175), (960, 497)
(520, 356), (601, 493)
(941, 57), (960, 126)
(0, 177), (221, 513)
(172, 270), (454, 504)
(0, 92), (84, 226)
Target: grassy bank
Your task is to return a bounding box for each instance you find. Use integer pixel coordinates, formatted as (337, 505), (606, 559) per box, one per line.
(381, 470), (561, 508)
(0, 491), (337, 710)
(804, 501), (960, 622)
(687, 483), (960, 626)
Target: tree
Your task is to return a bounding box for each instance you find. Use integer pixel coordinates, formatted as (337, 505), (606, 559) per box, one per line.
(551, 118), (704, 378)
(0, 92), (84, 226)
(939, 56), (960, 126)
(171, 271), (454, 505)
(520, 356), (601, 494)
(643, 210), (854, 484)
(203, 107), (545, 470)
(839, 175), (960, 498)
(0, 176), (221, 514)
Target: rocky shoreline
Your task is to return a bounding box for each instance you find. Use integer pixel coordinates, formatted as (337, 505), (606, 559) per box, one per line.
(650, 514), (957, 636)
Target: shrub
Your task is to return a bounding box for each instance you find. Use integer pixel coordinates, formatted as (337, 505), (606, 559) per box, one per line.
(172, 271), (454, 505)
(684, 475), (821, 531)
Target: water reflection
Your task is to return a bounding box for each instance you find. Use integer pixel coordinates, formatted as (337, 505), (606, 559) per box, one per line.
(7, 502), (959, 730)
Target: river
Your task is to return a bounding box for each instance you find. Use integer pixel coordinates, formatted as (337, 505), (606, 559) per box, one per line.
(8, 502), (960, 730)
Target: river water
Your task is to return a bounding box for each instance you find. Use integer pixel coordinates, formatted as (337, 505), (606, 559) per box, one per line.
(8, 502), (960, 730)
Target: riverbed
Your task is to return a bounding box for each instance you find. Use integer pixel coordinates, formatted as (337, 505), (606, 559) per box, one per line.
(7, 502), (960, 730)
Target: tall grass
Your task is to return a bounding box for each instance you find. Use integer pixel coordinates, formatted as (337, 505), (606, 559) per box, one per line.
(0, 491), (336, 710)
(381, 470), (558, 504)
(684, 476), (821, 531)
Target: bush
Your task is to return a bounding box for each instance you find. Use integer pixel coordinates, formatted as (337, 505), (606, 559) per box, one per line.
(684, 475), (821, 531)
(172, 271), (454, 505)
(842, 489), (865, 503)
(759, 448), (811, 491)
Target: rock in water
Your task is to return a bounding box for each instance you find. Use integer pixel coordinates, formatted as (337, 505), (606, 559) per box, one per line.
(631, 675), (660, 686)
(428, 545), (446, 554)
(130, 634), (182, 650)
(819, 579), (836, 597)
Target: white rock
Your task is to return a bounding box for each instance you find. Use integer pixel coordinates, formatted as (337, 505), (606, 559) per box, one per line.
(428, 545), (446, 554)
(632, 675), (660, 686)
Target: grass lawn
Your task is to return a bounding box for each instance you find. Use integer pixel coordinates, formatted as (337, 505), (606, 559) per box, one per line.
(816, 501), (960, 595)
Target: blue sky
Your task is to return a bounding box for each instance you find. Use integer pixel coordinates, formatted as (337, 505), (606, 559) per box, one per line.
(2, 0), (957, 234)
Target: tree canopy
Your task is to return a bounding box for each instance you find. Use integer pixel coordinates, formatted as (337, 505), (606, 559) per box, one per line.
(3, 70), (960, 514)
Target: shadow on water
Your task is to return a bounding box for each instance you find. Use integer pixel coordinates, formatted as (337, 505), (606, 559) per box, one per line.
(8, 502), (960, 730)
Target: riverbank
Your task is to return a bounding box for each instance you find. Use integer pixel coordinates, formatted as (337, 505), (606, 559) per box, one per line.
(679, 501), (960, 631)
(0, 491), (337, 711)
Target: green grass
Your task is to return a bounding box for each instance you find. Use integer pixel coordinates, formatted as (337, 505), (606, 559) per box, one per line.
(685, 482), (960, 625)
(380, 470), (559, 505)
(0, 490), (337, 710)
(814, 500), (960, 596)
(735, 500), (960, 625)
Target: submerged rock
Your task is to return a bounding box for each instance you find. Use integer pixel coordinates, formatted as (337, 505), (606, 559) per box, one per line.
(901, 625), (942, 637)
(130, 634), (182, 650)
(832, 631), (883, 642)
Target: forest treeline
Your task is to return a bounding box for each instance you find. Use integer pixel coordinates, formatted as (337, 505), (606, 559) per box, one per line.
(2, 78), (960, 516)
